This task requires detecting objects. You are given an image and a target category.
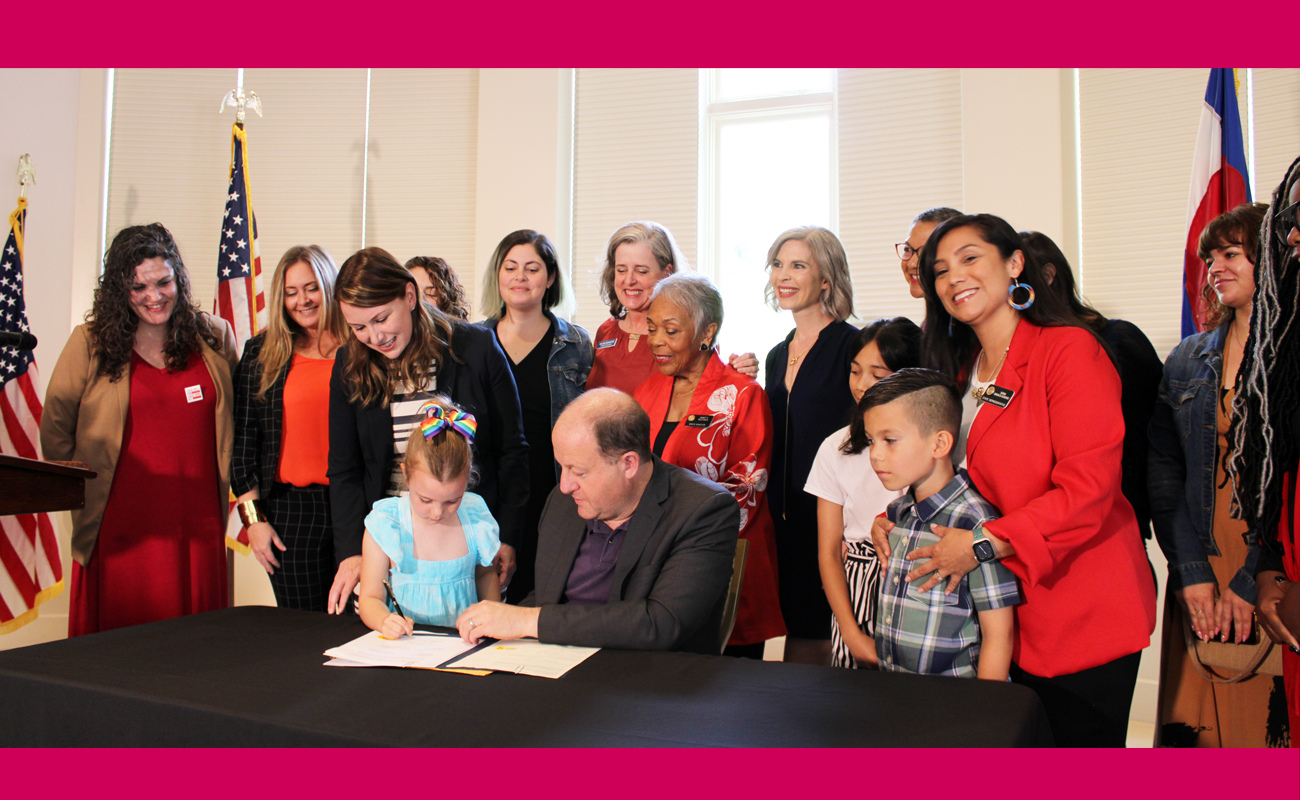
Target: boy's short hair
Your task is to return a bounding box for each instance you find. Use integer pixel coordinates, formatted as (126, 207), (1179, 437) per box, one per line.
(859, 368), (962, 438)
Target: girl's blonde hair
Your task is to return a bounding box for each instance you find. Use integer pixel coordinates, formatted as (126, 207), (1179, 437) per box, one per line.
(257, 245), (347, 401)
(403, 395), (478, 487)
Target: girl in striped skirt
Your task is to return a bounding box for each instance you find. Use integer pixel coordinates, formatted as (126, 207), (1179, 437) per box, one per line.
(805, 319), (921, 668)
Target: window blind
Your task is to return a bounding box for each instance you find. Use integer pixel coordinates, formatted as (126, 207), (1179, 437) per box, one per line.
(837, 68), (963, 325)
(571, 69), (698, 333)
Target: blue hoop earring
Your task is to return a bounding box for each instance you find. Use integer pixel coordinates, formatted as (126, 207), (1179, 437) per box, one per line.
(1008, 278), (1035, 311)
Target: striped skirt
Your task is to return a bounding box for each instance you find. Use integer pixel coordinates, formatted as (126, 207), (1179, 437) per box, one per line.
(830, 538), (882, 669)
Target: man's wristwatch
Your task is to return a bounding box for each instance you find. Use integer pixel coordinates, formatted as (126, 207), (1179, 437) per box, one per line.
(971, 524), (997, 563)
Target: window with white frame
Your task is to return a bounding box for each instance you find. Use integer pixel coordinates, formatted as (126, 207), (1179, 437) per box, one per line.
(700, 69), (835, 378)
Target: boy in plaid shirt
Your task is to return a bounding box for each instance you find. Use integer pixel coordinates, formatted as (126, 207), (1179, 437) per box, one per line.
(857, 369), (1020, 680)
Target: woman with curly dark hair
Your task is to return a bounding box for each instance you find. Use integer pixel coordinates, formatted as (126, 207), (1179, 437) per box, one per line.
(406, 255), (470, 320)
(40, 223), (238, 636)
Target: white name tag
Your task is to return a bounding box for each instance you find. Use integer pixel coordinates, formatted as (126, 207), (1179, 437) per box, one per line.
(185, 385), (204, 403)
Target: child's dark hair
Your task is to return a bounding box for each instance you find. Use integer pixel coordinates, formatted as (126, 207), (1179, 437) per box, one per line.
(852, 317), (922, 373)
(403, 395), (479, 487)
(842, 368), (961, 455)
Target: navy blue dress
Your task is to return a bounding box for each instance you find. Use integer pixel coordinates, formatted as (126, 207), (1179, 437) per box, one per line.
(766, 320), (859, 639)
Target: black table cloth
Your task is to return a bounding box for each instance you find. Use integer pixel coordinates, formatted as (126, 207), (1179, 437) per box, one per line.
(0, 606), (1052, 747)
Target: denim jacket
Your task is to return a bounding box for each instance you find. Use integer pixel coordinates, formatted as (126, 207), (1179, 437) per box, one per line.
(1147, 325), (1258, 603)
(482, 309), (593, 424)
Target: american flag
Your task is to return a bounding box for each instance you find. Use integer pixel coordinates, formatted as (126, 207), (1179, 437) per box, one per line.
(215, 122), (265, 349)
(0, 198), (64, 634)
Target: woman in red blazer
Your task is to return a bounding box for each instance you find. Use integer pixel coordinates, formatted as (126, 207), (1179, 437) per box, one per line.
(882, 213), (1157, 746)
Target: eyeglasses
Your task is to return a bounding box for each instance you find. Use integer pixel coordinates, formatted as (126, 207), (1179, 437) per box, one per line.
(895, 242), (919, 261)
(1275, 200), (1300, 248)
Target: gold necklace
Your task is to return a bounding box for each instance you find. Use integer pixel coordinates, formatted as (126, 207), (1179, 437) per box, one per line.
(970, 347), (1010, 401)
(788, 333), (818, 366)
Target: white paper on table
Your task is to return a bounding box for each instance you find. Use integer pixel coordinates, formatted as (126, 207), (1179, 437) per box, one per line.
(444, 638), (599, 679)
(323, 630), (479, 669)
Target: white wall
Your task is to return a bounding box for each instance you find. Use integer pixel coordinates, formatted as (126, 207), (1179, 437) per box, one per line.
(0, 68), (105, 647)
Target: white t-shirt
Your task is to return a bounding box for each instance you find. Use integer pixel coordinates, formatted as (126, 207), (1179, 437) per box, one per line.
(804, 425), (902, 543)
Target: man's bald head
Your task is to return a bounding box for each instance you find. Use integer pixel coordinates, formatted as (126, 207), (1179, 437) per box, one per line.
(556, 388), (653, 464)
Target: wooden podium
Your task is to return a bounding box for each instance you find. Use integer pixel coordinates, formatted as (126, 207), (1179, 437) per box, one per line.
(0, 453), (96, 516)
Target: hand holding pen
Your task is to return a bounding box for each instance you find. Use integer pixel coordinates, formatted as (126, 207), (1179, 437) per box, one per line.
(380, 580), (415, 640)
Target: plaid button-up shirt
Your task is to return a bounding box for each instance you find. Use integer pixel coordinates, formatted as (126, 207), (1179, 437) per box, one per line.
(876, 469), (1021, 678)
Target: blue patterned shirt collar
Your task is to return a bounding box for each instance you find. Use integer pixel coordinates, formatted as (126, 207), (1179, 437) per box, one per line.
(891, 468), (975, 525)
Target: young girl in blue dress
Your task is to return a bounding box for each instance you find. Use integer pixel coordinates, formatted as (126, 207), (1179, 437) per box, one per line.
(358, 397), (502, 638)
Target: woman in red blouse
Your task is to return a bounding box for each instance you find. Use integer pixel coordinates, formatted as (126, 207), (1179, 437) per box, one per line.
(588, 221), (756, 395)
(879, 213), (1157, 746)
(634, 273), (784, 657)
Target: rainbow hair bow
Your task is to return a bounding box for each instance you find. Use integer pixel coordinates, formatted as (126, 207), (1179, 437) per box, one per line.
(419, 404), (477, 443)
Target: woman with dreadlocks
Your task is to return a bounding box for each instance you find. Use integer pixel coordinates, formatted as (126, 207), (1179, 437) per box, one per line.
(1148, 202), (1285, 747)
(1228, 156), (1300, 747)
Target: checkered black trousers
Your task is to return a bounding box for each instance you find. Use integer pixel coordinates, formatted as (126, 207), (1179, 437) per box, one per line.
(263, 483), (334, 613)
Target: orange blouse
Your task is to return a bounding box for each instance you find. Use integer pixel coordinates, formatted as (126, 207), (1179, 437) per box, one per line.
(276, 353), (333, 486)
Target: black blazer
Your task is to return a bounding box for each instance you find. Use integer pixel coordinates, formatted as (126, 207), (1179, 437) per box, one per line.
(230, 332), (288, 500)
(327, 321), (529, 561)
(525, 456), (739, 654)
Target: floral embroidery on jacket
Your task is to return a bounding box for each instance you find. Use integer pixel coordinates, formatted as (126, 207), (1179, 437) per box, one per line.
(692, 385), (767, 529)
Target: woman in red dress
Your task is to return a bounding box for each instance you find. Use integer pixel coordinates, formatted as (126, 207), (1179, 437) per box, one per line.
(41, 223), (238, 636)
(633, 272), (784, 657)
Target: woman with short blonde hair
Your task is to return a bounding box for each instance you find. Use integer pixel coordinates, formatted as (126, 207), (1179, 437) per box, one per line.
(763, 225), (859, 665)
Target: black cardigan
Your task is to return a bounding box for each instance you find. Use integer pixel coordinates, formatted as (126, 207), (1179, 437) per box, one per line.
(327, 321), (529, 561)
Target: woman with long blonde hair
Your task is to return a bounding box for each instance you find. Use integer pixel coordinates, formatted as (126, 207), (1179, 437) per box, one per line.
(231, 245), (347, 611)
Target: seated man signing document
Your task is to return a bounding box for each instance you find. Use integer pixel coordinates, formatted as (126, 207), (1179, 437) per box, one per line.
(456, 389), (739, 653)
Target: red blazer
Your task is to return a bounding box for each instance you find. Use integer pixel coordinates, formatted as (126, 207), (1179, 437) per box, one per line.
(635, 353), (786, 645)
(968, 322), (1157, 677)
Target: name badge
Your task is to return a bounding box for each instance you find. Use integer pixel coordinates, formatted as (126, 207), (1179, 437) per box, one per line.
(184, 385), (204, 403)
(596, 339), (618, 350)
(683, 414), (714, 428)
(980, 385), (1014, 408)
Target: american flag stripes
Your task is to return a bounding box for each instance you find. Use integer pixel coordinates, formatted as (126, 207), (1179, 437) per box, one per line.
(0, 198), (64, 633)
(215, 122), (265, 350)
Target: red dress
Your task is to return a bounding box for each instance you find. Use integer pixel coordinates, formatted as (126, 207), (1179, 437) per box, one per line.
(587, 317), (654, 396)
(69, 351), (227, 636)
(634, 353), (786, 645)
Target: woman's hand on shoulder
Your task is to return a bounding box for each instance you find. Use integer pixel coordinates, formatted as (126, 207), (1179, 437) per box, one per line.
(728, 352), (760, 378)
(906, 524), (977, 594)
(870, 515), (894, 561)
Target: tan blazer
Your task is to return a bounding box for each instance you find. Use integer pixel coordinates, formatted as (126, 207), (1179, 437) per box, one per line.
(39, 315), (239, 566)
